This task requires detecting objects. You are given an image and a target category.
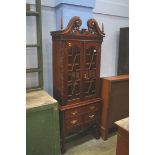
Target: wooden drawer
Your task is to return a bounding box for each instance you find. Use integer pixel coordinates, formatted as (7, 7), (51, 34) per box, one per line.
(85, 103), (100, 113)
(84, 111), (98, 123)
(65, 116), (82, 129)
(64, 101), (100, 131)
(65, 102), (100, 119)
(65, 107), (83, 118)
(65, 126), (82, 136)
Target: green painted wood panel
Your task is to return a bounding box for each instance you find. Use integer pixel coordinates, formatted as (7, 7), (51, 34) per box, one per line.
(26, 104), (60, 155)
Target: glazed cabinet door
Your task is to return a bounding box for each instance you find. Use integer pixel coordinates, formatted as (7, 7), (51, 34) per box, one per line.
(83, 42), (101, 100)
(64, 41), (83, 103)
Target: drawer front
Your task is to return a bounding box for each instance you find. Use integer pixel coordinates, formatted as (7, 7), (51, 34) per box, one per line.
(65, 108), (83, 118)
(65, 102), (100, 119)
(65, 126), (82, 136)
(84, 112), (98, 123)
(65, 116), (82, 129)
(85, 102), (100, 113)
(64, 102), (101, 131)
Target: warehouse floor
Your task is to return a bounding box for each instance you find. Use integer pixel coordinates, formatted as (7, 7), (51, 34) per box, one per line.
(63, 133), (117, 155)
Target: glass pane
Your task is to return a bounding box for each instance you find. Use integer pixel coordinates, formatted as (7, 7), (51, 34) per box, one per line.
(85, 69), (96, 79)
(26, 72), (39, 88)
(84, 79), (96, 96)
(67, 45), (81, 100)
(67, 81), (80, 100)
(84, 46), (97, 97)
(26, 47), (38, 69)
(85, 47), (97, 70)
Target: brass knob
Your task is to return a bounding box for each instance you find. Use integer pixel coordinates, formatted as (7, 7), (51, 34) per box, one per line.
(71, 111), (77, 115)
(68, 42), (71, 47)
(89, 114), (95, 119)
(84, 73), (87, 79)
(71, 120), (78, 124)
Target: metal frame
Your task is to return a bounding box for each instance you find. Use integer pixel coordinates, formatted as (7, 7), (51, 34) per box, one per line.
(26, 0), (43, 92)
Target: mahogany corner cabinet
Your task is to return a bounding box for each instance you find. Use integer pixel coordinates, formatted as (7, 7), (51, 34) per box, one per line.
(51, 16), (105, 153)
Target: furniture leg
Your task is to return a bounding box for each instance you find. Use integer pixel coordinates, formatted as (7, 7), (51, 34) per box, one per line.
(102, 128), (108, 140)
(94, 124), (100, 139)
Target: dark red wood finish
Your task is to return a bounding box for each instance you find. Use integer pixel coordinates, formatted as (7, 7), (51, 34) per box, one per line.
(51, 16), (105, 153)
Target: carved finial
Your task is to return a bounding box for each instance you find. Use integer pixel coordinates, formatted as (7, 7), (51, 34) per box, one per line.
(102, 23), (104, 32)
(60, 14), (63, 30)
(87, 18), (105, 37)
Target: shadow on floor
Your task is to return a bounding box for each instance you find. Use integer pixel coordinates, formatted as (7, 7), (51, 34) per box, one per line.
(63, 132), (117, 155)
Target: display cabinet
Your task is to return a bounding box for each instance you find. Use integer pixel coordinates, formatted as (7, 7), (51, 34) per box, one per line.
(51, 16), (105, 153)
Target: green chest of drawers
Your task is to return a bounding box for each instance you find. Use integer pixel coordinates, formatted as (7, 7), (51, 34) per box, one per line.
(26, 90), (60, 155)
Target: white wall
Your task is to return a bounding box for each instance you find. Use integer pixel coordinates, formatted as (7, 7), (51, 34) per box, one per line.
(41, 6), (56, 95)
(93, 0), (129, 77)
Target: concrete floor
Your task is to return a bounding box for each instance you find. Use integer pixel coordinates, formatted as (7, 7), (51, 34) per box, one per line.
(63, 133), (117, 155)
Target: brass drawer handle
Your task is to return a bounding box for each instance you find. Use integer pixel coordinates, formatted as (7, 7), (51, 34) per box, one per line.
(89, 114), (95, 119)
(68, 42), (71, 47)
(89, 106), (95, 110)
(71, 111), (77, 115)
(71, 120), (78, 124)
(84, 73), (87, 79)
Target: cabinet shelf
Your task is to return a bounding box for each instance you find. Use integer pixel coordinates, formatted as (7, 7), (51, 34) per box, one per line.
(68, 54), (80, 57)
(84, 77), (96, 81)
(67, 80), (80, 84)
(68, 63), (80, 66)
(86, 53), (97, 56)
(68, 94), (80, 97)
(86, 62), (95, 65)
(68, 69), (80, 72)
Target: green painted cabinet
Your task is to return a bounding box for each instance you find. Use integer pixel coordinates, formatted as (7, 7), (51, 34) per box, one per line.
(26, 90), (60, 155)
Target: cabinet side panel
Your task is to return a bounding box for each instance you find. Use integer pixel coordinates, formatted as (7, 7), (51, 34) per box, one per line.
(96, 43), (101, 97)
(27, 109), (55, 155)
(108, 80), (129, 128)
(53, 40), (63, 103)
